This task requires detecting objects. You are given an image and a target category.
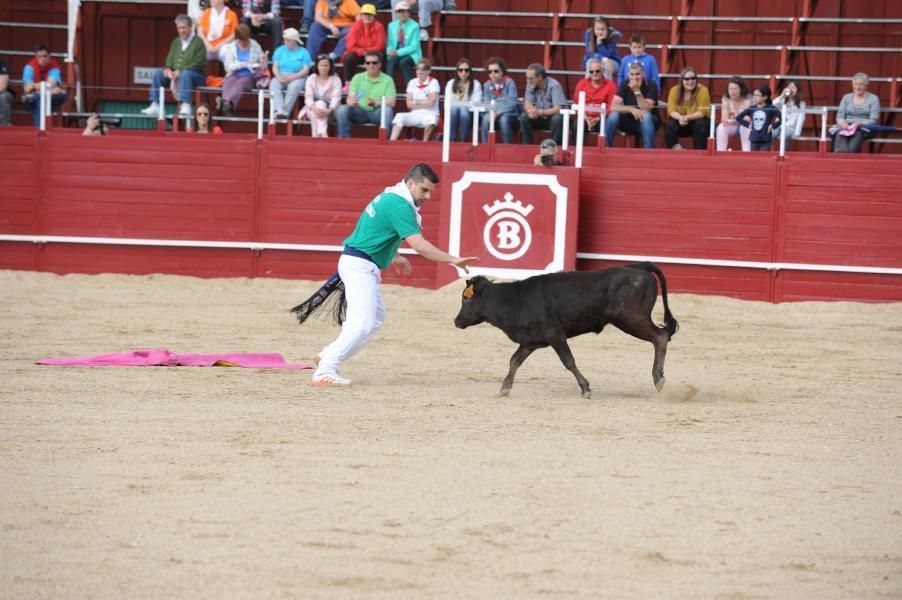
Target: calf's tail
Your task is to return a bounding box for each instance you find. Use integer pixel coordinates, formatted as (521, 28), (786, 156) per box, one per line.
(630, 261), (679, 337)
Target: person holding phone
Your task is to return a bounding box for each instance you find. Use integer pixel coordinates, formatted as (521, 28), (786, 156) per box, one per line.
(336, 50), (396, 138)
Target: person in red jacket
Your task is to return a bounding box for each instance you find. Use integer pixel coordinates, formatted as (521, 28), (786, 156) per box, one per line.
(572, 57), (616, 134)
(341, 3), (386, 85)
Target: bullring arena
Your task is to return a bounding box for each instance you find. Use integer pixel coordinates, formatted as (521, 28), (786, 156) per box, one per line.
(2, 0), (902, 597)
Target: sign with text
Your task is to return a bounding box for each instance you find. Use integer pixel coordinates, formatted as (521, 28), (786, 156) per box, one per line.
(133, 67), (156, 85)
(439, 164), (580, 284)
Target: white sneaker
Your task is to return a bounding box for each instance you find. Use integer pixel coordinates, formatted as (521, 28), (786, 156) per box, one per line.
(179, 102), (192, 117)
(311, 372), (352, 386)
(419, 29), (429, 42)
(141, 103), (160, 116)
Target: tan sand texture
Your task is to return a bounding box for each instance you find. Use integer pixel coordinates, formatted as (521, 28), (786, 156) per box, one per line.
(1, 269), (901, 598)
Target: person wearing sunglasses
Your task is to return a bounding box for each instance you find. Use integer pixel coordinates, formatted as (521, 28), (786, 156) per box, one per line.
(190, 103), (223, 134)
(336, 50), (396, 137)
(572, 58), (616, 134)
(480, 57), (518, 144)
(390, 58), (439, 141)
(386, 1), (422, 86)
(664, 66), (711, 150)
(444, 57), (482, 142)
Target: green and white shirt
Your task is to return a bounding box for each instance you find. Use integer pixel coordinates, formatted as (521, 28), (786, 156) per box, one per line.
(343, 181), (422, 269)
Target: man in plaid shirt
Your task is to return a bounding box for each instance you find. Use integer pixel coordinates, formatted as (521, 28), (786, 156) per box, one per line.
(519, 62), (567, 146)
(241, 0), (283, 50)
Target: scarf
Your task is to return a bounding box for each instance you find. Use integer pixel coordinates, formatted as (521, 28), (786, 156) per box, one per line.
(206, 6), (228, 41)
(415, 76), (435, 91)
(454, 78), (470, 100)
(385, 180), (421, 227)
(486, 76), (510, 98)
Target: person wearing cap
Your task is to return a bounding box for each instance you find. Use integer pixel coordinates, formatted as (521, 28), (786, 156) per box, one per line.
(306, 0), (360, 60)
(240, 0), (283, 51)
(390, 0), (451, 41)
(141, 15), (207, 118)
(342, 3), (387, 84)
(534, 139), (562, 166)
(389, 58), (439, 141)
(336, 50), (396, 137)
(270, 27), (314, 118)
(386, 1), (422, 86)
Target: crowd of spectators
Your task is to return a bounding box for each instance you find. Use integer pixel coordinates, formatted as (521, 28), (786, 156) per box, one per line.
(0, 10), (890, 154)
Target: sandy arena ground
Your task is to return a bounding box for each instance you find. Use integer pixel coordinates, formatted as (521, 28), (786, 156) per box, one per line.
(1, 268), (901, 598)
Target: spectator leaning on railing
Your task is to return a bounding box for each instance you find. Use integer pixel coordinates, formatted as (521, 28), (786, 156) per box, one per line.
(142, 16), (207, 118)
(21, 43), (67, 127)
(0, 58), (13, 126)
(832, 72), (880, 154)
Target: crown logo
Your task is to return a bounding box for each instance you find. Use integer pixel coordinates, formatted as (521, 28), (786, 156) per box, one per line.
(483, 193), (534, 216)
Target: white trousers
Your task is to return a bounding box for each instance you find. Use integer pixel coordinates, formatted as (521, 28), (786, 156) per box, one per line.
(314, 254), (386, 377)
(392, 109), (438, 128)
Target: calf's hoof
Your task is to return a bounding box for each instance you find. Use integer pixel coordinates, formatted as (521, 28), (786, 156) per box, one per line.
(655, 376), (666, 392)
(498, 388), (511, 398)
(581, 389), (592, 399)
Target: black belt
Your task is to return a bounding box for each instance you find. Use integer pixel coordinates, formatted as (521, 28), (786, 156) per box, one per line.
(342, 246), (378, 265)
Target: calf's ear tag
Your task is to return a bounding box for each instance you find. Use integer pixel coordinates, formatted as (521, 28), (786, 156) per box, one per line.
(463, 284), (474, 299)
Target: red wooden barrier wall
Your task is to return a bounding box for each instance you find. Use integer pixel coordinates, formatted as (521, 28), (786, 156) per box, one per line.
(1, 127), (901, 302)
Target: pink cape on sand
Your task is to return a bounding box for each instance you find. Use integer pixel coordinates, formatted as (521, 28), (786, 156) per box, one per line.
(38, 349), (314, 369)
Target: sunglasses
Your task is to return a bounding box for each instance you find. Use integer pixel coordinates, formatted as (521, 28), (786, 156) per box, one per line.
(457, 67), (471, 72)
(196, 112), (210, 116)
(488, 68), (501, 74)
(588, 69), (601, 74)
(684, 76), (697, 81)
(365, 60), (380, 65)
(396, 8), (409, 12)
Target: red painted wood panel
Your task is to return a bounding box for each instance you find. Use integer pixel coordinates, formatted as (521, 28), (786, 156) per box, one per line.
(0, 129), (39, 234)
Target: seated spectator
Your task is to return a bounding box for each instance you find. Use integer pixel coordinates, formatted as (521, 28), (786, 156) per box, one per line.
(664, 66), (711, 150)
(342, 3), (386, 86)
(445, 57), (482, 142)
(604, 61), (659, 148)
(386, 1), (422, 86)
(832, 72), (879, 154)
(572, 58), (616, 134)
(198, 0), (239, 61)
(21, 43), (67, 127)
(300, 53), (342, 137)
(190, 102), (223, 133)
(736, 85), (781, 152)
(306, 0), (360, 60)
(715, 75), (752, 152)
(220, 24), (265, 115)
(583, 16), (621, 81)
(772, 79), (806, 144)
(142, 16), (207, 118)
(391, 0), (452, 41)
(520, 63), (567, 145)
(241, 0), (283, 51)
(480, 56), (518, 144)
(0, 58), (13, 126)
(336, 50), (396, 137)
(390, 58), (439, 140)
(270, 27), (313, 118)
(617, 34), (660, 92)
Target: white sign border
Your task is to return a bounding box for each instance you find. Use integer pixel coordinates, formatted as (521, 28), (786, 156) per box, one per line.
(449, 170), (569, 279)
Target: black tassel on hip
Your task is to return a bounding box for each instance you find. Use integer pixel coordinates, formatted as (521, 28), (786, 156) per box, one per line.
(289, 273), (347, 326)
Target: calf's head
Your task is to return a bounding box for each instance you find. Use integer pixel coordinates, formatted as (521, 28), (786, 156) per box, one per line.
(454, 276), (491, 329)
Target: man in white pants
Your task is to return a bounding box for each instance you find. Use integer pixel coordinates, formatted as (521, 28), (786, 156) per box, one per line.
(312, 163), (478, 386)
